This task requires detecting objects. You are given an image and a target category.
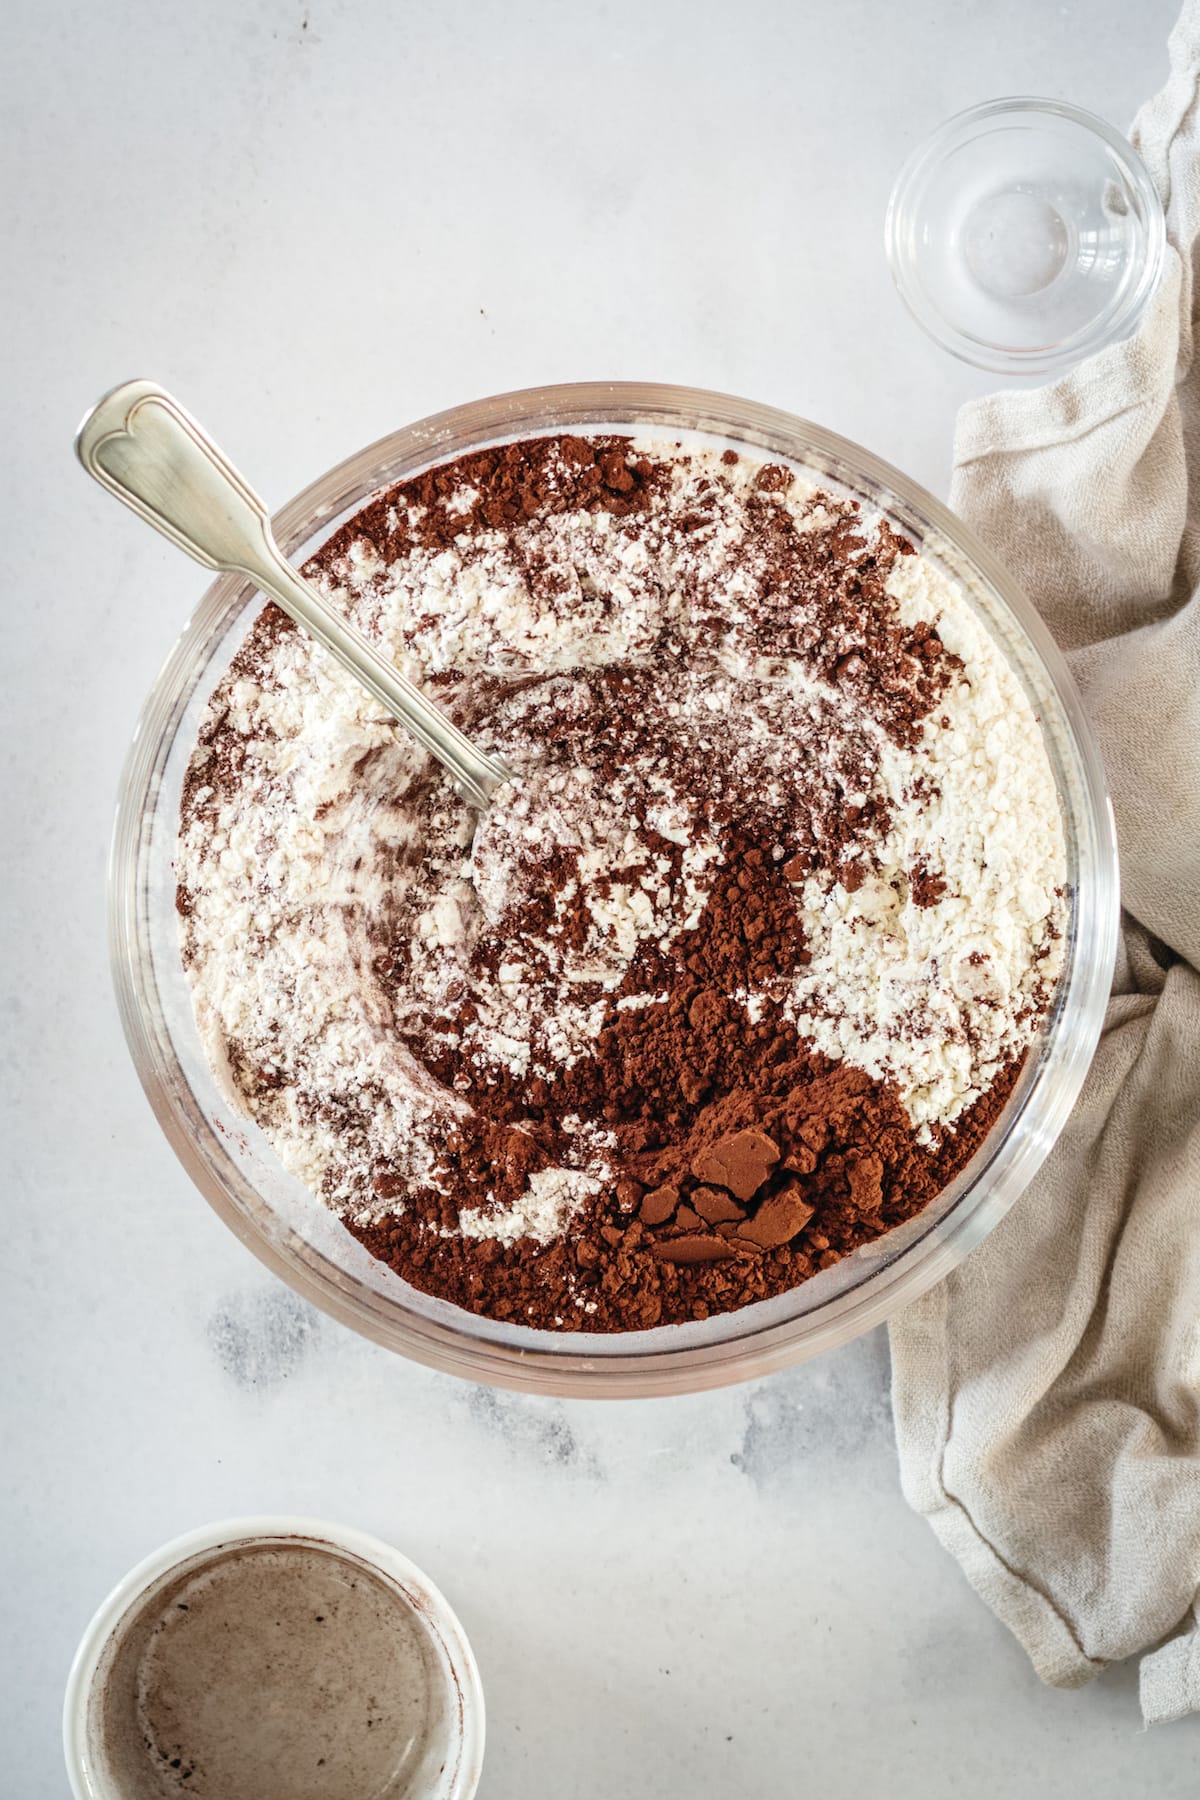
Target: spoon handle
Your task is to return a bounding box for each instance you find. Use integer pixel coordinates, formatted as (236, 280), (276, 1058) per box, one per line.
(76, 380), (508, 808)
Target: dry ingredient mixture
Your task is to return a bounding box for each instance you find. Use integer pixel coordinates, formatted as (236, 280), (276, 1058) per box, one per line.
(177, 435), (1067, 1331)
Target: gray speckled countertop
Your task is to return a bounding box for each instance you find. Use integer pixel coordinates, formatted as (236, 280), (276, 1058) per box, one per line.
(6, 1), (1197, 1792)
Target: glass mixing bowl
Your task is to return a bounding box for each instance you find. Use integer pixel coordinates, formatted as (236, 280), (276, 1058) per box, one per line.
(110, 382), (1119, 1397)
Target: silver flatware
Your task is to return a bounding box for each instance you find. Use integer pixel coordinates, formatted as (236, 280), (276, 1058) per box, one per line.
(76, 380), (510, 809)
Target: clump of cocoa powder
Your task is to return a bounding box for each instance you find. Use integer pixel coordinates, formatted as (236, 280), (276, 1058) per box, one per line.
(182, 432), (1023, 1334)
(351, 841), (1019, 1331)
(325, 435), (664, 570)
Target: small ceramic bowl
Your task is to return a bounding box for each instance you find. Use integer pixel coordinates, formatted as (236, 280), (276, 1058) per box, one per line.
(63, 1517), (485, 1800)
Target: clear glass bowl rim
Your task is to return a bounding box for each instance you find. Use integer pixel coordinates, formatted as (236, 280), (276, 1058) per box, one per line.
(884, 95), (1167, 376)
(109, 380), (1119, 1397)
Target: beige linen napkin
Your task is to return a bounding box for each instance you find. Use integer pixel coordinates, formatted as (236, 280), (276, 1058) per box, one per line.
(889, 5), (1200, 1725)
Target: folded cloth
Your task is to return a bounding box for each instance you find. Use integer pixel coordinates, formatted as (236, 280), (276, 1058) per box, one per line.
(889, 4), (1200, 1725)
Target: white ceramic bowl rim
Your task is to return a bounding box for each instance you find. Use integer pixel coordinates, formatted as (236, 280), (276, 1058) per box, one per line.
(62, 1515), (485, 1800)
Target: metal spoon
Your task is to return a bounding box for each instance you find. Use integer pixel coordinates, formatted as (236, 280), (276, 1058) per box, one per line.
(76, 380), (511, 809)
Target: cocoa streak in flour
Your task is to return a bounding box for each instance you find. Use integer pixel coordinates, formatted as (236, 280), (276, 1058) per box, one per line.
(351, 834), (1020, 1331)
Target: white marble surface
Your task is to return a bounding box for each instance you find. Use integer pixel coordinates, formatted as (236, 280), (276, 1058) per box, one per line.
(5, 0), (1196, 1792)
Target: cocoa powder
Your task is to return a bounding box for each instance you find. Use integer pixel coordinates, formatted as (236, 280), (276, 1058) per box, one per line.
(350, 837), (1020, 1331)
(183, 434), (1033, 1334)
(324, 435), (663, 570)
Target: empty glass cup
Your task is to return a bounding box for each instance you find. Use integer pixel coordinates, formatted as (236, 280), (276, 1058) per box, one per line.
(885, 97), (1166, 376)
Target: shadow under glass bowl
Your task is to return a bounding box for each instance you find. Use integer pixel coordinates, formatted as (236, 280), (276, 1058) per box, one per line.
(110, 382), (1119, 1397)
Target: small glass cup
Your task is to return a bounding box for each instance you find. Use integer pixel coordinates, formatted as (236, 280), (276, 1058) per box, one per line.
(885, 97), (1165, 376)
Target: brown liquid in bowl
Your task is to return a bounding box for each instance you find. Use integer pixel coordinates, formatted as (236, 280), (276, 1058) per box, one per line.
(90, 1540), (450, 1799)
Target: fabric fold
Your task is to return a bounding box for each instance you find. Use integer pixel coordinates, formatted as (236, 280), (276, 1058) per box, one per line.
(889, 0), (1200, 1723)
